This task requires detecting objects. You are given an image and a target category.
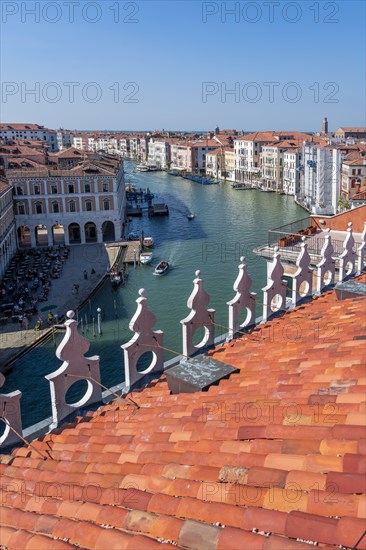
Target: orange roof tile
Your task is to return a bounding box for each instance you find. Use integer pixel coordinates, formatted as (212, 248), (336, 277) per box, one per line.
(0, 279), (365, 548)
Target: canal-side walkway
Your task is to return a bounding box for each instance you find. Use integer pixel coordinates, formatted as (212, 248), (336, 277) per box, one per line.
(0, 244), (121, 371)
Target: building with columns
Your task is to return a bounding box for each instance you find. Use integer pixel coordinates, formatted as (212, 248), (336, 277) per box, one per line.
(6, 151), (126, 248)
(0, 177), (17, 278)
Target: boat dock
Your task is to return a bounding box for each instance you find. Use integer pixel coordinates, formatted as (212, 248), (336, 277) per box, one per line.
(106, 241), (142, 264)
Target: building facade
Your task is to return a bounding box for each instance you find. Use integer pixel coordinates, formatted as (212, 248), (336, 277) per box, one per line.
(148, 140), (170, 169)
(0, 124), (58, 151)
(0, 177), (17, 279)
(7, 153), (126, 248)
(283, 149), (301, 195)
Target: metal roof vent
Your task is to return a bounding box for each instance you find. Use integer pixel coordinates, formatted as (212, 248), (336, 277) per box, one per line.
(335, 281), (366, 301)
(166, 355), (239, 394)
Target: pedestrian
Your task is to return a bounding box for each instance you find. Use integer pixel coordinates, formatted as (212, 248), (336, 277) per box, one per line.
(91, 268), (96, 275)
(22, 316), (29, 330)
(47, 312), (54, 324)
(84, 270), (88, 280)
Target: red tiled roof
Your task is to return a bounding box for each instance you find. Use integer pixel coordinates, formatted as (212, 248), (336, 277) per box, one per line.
(0, 280), (365, 548)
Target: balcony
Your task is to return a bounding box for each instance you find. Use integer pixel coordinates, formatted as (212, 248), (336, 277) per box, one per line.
(253, 216), (358, 265)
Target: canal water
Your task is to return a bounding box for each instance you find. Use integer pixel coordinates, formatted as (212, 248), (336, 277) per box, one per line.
(2, 162), (305, 428)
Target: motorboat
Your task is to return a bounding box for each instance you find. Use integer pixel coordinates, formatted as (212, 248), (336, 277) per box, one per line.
(154, 261), (169, 275)
(140, 252), (153, 265)
(187, 213), (195, 220)
(136, 164), (150, 172)
(143, 236), (154, 248)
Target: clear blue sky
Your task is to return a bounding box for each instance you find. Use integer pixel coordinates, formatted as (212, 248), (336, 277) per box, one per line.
(1, 0), (365, 131)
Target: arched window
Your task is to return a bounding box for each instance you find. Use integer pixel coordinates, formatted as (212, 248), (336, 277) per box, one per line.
(18, 203), (25, 215)
(103, 199), (110, 211)
(34, 184), (40, 195)
(85, 200), (92, 212)
(69, 200), (76, 212)
(17, 186), (23, 195)
(35, 202), (43, 214)
(84, 183), (91, 193)
(52, 201), (59, 213)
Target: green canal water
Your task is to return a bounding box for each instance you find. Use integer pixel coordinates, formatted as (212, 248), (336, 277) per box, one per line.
(3, 163), (305, 428)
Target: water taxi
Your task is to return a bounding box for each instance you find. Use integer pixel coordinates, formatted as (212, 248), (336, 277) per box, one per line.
(154, 261), (169, 275)
(140, 252), (153, 265)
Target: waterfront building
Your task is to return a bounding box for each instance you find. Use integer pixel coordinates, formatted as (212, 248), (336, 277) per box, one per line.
(334, 127), (366, 140)
(283, 148), (301, 195)
(171, 140), (220, 174)
(72, 134), (89, 150)
(206, 147), (234, 180)
(261, 140), (299, 191)
(234, 132), (277, 184)
(301, 142), (341, 215)
(148, 139), (170, 169)
(7, 150), (125, 248)
(224, 149), (236, 181)
(0, 123), (58, 151)
(0, 176), (17, 278)
(341, 150), (366, 201)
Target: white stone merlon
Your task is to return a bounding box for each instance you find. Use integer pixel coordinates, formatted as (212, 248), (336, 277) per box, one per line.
(338, 222), (356, 281)
(262, 247), (288, 322)
(290, 236), (313, 305)
(316, 229), (336, 292)
(227, 256), (256, 339)
(122, 289), (164, 389)
(181, 270), (215, 357)
(0, 373), (22, 448)
(45, 310), (102, 427)
(357, 222), (366, 273)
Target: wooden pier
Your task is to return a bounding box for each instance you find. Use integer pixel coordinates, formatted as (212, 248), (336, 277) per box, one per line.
(106, 241), (141, 264)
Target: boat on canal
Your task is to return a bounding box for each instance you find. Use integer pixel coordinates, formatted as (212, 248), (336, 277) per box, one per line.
(110, 270), (122, 288)
(154, 261), (169, 275)
(143, 236), (154, 248)
(136, 164), (150, 172)
(187, 213), (195, 220)
(140, 252), (153, 265)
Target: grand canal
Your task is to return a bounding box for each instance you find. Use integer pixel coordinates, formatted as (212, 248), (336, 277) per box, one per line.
(2, 163), (305, 428)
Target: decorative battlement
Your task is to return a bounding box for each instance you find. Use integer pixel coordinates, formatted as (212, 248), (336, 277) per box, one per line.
(0, 222), (365, 448)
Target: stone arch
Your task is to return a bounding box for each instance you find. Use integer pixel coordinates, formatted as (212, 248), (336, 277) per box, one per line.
(84, 222), (97, 243)
(102, 221), (115, 242)
(35, 224), (48, 246)
(68, 223), (81, 244)
(52, 224), (65, 245)
(17, 226), (31, 248)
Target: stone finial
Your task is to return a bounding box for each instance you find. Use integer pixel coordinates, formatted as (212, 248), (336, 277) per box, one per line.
(338, 222), (356, 281)
(227, 256), (256, 339)
(262, 248), (287, 322)
(181, 270), (215, 357)
(122, 289), (164, 389)
(0, 373), (22, 448)
(45, 310), (102, 427)
(291, 237), (313, 304)
(316, 229), (335, 292)
(357, 221), (366, 274)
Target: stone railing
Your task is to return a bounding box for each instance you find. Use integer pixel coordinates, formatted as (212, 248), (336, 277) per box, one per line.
(0, 221), (365, 448)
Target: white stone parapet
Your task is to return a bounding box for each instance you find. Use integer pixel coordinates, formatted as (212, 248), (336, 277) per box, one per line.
(262, 247), (288, 322)
(181, 271), (215, 357)
(316, 229), (335, 293)
(122, 289), (164, 389)
(338, 222), (356, 281)
(227, 256), (256, 339)
(357, 221), (366, 274)
(45, 310), (102, 427)
(0, 373), (22, 447)
(291, 236), (313, 305)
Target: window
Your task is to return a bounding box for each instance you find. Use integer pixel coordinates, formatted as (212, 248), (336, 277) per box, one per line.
(69, 201), (76, 212)
(17, 186), (23, 195)
(52, 202), (59, 213)
(18, 204), (25, 215)
(84, 183), (91, 193)
(85, 200), (92, 212)
(102, 183), (109, 192)
(103, 200), (110, 211)
(68, 184), (74, 194)
(51, 185), (58, 194)
(34, 185), (40, 195)
(35, 202), (43, 214)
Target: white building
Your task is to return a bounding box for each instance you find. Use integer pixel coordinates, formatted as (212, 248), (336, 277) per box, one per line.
(148, 140), (170, 169)
(301, 143), (341, 215)
(57, 130), (74, 151)
(283, 149), (301, 195)
(0, 124), (58, 151)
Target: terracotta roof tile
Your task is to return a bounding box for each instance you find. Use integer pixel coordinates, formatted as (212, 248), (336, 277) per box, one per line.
(1, 279), (365, 548)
